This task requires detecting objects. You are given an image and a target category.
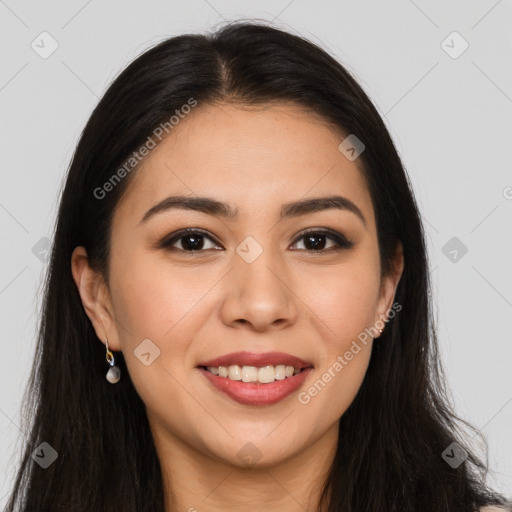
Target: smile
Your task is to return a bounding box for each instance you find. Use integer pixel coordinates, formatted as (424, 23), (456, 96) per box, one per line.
(201, 364), (304, 383)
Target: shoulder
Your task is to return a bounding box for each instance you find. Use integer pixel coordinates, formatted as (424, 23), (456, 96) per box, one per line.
(479, 506), (510, 512)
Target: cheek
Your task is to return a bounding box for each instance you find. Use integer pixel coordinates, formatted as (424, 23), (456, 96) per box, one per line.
(109, 252), (214, 340)
(292, 254), (380, 411)
(107, 254), (212, 389)
(296, 258), (381, 344)
(297, 265), (377, 421)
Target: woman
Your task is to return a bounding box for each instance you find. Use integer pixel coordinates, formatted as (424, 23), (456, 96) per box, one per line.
(5, 21), (511, 512)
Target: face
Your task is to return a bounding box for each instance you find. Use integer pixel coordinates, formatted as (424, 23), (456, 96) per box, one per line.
(73, 101), (402, 469)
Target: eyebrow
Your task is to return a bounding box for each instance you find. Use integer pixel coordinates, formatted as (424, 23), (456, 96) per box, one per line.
(139, 195), (367, 228)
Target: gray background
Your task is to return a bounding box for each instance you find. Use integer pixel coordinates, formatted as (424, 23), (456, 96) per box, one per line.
(1, 0), (511, 504)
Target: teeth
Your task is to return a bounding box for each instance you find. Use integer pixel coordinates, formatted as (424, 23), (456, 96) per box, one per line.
(258, 366), (274, 384)
(242, 365), (258, 382)
(205, 364), (304, 384)
(228, 365), (242, 380)
(275, 365), (286, 380)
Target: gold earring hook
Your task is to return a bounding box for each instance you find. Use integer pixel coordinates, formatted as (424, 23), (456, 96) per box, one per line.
(105, 337), (114, 365)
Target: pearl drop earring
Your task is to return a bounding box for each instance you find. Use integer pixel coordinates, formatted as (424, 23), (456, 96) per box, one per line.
(105, 337), (121, 384)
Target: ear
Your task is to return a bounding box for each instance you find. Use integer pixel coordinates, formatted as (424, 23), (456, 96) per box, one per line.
(70, 246), (122, 352)
(374, 241), (404, 336)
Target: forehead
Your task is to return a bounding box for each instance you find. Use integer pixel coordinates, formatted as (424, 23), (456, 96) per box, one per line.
(113, 101), (374, 227)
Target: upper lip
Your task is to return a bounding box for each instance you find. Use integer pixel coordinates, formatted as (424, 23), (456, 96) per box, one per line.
(197, 351), (313, 369)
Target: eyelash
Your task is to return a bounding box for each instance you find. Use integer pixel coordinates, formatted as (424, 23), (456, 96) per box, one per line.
(159, 228), (355, 254)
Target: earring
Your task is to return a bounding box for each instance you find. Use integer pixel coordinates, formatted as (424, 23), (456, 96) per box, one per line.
(105, 337), (121, 384)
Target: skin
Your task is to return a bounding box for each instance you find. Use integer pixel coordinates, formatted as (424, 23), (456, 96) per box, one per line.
(71, 101), (404, 511)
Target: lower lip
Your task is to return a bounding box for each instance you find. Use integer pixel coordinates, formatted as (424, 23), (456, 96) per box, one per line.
(198, 367), (313, 406)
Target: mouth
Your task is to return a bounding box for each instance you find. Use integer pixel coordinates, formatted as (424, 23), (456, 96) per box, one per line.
(195, 351), (314, 405)
(198, 363), (311, 384)
(196, 350), (314, 385)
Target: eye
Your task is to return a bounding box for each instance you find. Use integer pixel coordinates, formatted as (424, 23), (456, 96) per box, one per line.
(290, 228), (354, 252)
(160, 228), (222, 252)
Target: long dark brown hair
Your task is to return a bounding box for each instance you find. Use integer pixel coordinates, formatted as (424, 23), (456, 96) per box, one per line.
(5, 20), (511, 512)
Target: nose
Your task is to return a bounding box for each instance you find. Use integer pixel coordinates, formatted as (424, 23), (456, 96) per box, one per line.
(219, 253), (298, 332)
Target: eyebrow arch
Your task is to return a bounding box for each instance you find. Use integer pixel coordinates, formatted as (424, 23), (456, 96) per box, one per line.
(139, 195), (367, 228)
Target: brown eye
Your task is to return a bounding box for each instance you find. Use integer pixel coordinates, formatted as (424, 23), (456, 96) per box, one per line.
(290, 229), (354, 252)
(160, 229), (222, 252)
